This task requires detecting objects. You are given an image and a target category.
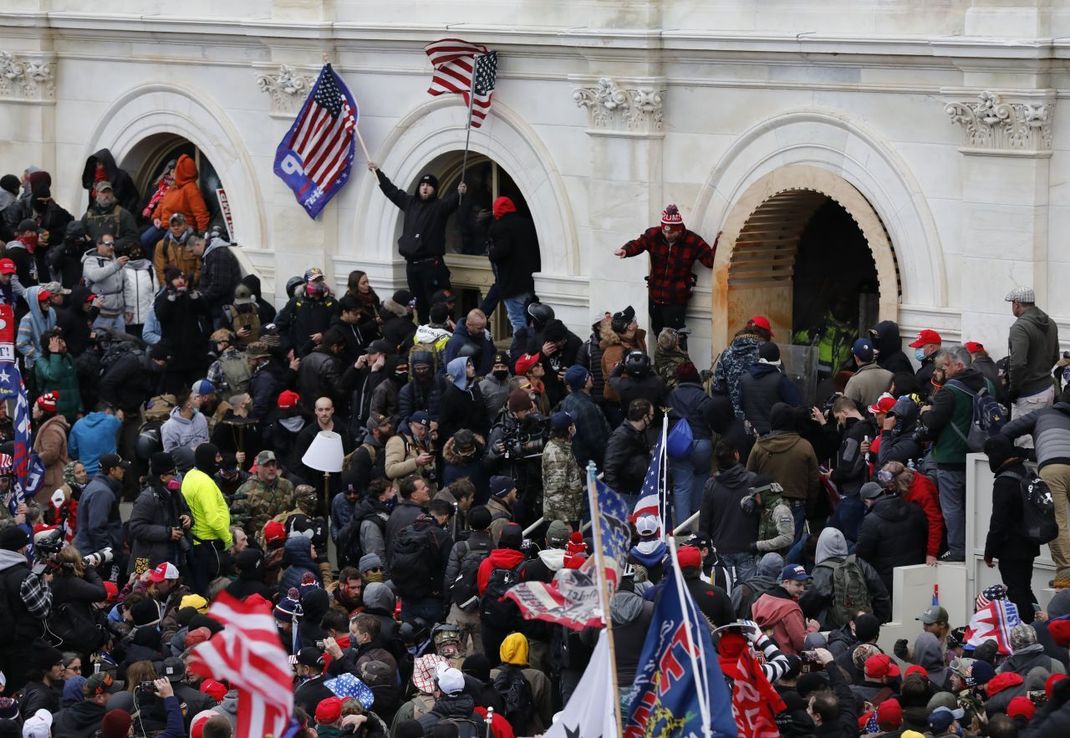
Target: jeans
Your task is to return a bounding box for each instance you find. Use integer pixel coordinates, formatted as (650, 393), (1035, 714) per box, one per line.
(479, 282), (501, 322)
(93, 313), (126, 334)
(670, 438), (712, 527)
(720, 551), (756, 586)
(140, 225), (165, 253)
(502, 292), (532, 334)
(1040, 463), (1070, 580)
(936, 467), (967, 560)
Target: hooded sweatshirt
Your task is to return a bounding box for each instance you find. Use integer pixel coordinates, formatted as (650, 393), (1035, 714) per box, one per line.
(152, 154), (210, 231)
(68, 410), (122, 475)
(913, 632), (948, 689)
(81, 247), (125, 316)
(15, 285), (56, 367)
(752, 585), (808, 655)
(438, 356), (485, 442)
(747, 425), (821, 502)
(732, 553), (783, 619)
(160, 405), (210, 453)
(180, 444), (232, 548)
(873, 321), (914, 376)
(877, 397), (923, 466)
(1007, 305), (1060, 397)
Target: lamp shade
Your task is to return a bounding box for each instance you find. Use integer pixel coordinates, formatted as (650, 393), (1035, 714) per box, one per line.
(301, 431), (344, 473)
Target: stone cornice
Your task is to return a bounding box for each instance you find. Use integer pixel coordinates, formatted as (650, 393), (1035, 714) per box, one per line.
(943, 89), (1054, 157)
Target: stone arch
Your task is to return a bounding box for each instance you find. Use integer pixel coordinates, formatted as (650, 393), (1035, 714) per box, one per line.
(692, 109), (946, 350)
(80, 83), (267, 276)
(350, 95), (579, 276)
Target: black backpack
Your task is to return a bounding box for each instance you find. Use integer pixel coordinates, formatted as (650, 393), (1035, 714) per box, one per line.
(391, 523), (438, 599)
(341, 509), (387, 565)
(1000, 469), (1059, 545)
(438, 715), (486, 738)
(479, 562), (524, 626)
(45, 600), (107, 652)
(946, 379), (1008, 452)
(451, 539), (492, 610)
(493, 664), (535, 727)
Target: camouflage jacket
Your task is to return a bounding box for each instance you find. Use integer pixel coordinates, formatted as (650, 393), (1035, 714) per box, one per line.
(232, 476), (295, 535)
(541, 436), (584, 522)
(713, 333), (763, 418)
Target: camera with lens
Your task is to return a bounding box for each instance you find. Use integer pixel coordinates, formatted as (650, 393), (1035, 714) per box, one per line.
(83, 547), (114, 568)
(137, 681), (158, 695)
(911, 423), (932, 445)
(800, 650), (825, 673)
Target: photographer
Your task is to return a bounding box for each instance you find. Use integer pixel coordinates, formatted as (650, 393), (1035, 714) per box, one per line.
(47, 544), (108, 655)
(129, 451), (192, 572)
(486, 390), (548, 527)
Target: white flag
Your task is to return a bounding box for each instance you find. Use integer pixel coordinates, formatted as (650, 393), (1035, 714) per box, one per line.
(543, 629), (619, 738)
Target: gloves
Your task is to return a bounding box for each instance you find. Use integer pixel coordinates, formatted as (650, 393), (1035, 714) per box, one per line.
(740, 619), (762, 644)
(748, 542), (759, 554)
(893, 638), (909, 660)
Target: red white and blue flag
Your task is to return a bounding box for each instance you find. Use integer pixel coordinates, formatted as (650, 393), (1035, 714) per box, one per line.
(632, 432), (665, 522)
(964, 598), (1020, 655)
(424, 38), (497, 128)
(6, 363), (43, 514)
(274, 64), (357, 219)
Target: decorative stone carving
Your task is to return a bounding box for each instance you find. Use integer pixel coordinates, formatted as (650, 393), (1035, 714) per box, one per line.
(257, 65), (313, 114)
(0, 51), (54, 100)
(573, 77), (664, 133)
(944, 91), (1053, 153)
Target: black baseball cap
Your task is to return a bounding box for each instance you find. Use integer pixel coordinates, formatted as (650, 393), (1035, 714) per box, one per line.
(99, 453), (132, 471)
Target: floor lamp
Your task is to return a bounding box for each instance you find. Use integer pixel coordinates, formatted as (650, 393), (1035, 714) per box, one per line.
(301, 430), (344, 515)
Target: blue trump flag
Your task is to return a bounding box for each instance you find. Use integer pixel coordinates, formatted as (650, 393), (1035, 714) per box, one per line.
(274, 64), (358, 219)
(623, 566), (737, 738)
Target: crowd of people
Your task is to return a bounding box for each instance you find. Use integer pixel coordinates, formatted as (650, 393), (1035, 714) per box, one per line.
(0, 155), (1068, 738)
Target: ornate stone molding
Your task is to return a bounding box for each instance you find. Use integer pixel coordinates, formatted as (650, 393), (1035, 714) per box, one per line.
(0, 51), (54, 101)
(573, 77), (664, 135)
(944, 90), (1053, 155)
(256, 64), (313, 115)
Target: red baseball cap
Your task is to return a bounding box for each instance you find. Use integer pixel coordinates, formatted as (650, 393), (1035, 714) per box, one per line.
(963, 341), (984, 354)
(315, 696), (344, 725)
(908, 329), (942, 348)
(877, 698), (903, 727)
(864, 653), (901, 679)
(36, 290), (51, 302)
(514, 352), (541, 376)
(676, 545), (702, 569)
(868, 393), (897, 416)
(0, 258), (15, 275)
(277, 390), (300, 410)
(748, 315), (774, 337)
(102, 581), (119, 603)
(263, 520), (286, 544)
(199, 678), (228, 702)
(149, 561), (179, 583)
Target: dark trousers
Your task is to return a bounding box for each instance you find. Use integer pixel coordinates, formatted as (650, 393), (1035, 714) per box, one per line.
(189, 540), (224, 595)
(998, 557), (1037, 623)
(648, 300), (687, 338)
(406, 258), (452, 323)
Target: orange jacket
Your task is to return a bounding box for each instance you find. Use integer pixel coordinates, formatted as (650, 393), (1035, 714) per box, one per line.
(152, 154), (210, 232)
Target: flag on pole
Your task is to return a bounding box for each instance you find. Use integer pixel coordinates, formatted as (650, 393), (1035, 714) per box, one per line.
(963, 598), (1020, 655)
(187, 592), (294, 738)
(8, 365), (43, 514)
(587, 479), (632, 590)
(506, 565), (605, 631)
(632, 432), (665, 521)
(424, 38), (498, 128)
(273, 63), (358, 219)
(543, 629), (619, 738)
(624, 560), (737, 738)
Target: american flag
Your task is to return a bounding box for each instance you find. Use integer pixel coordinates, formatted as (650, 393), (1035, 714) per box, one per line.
(963, 598), (1020, 655)
(8, 365), (43, 514)
(188, 592), (294, 738)
(274, 64), (358, 219)
(424, 38), (497, 128)
(632, 433), (665, 522)
(585, 479), (632, 590)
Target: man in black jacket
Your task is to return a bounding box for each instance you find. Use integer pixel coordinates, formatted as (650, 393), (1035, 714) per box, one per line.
(854, 481), (928, 599)
(128, 452), (192, 569)
(700, 441), (760, 583)
(678, 544), (734, 628)
(487, 196), (540, 333)
(604, 398), (654, 502)
(369, 163), (466, 322)
(296, 327), (348, 415)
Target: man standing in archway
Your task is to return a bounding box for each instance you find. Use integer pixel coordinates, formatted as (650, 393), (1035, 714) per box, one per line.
(614, 204), (718, 338)
(368, 163), (466, 323)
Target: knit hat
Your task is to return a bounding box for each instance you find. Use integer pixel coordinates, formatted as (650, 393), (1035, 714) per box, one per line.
(435, 664), (465, 695)
(676, 361), (701, 384)
(492, 350), (510, 367)
(35, 392), (58, 414)
(391, 289), (414, 307)
(274, 587), (303, 622)
(490, 475), (516, 499)
(507, 389), (533, 412)
(1007, 695), (1036, 721)
(545, 520), (570, 547)
(500, 632), (530, 666)
(100, 709), (133, 738)
(1010, 622), (1037, 651)
(1045, 673), (1067, 698)
(970, 659), (996, 686)
(315, 696), (344, 725)
(660, 203), (683, 226)
(757, 342), (781, 365)
(130, 599), (161, 628)
(498, 522), (523, 551)
(418, 173), (439, 190)
(564, 365), (590, 390)
(149, 451), (176, 476)
(544, 319), (568, 343)
(359, 553), (383, 573)
(467, 505), (491, 531)
(412, 654), (449, 694)
(514, 352), (541, 376)
(33, 644), (63, 672)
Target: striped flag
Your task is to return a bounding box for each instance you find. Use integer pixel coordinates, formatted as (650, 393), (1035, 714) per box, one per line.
(506, 567), (605, 631)
(273, 63), (358, 219)
(424, 38), (497, 128)
(9, 365), (43, 514)
(963, 598), (1020, 656)
(187, 592), (294, 738)
(632, 433), (665, 522)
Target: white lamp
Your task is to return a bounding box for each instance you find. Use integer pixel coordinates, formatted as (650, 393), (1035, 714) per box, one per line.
(301, 430), (345, 511)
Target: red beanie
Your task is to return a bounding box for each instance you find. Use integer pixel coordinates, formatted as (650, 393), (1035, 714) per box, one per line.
(100, 709), (133, 738)
(677, 545), (702, 570)
(986, 671), (1025, 697)
(1046, 673), (1067, 698)
(1007, 695), (1036, 721)
(1048, 618), (1070, 647)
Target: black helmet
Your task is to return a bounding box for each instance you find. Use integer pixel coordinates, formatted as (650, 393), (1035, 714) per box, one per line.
(527, 301), (555, 327)
(398, 619), (429, 645)
(623, 350), (651, 377)
(135, 426), (163, 461)
(457, 343), (479, 359)
(286, 276), (304, 298)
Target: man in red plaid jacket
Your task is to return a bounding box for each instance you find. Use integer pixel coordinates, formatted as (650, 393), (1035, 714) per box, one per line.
(614, 204), (718, 336)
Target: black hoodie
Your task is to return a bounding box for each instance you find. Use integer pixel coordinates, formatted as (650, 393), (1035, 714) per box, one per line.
(873, 321), (913, 375)
(82, 148), (140, 215)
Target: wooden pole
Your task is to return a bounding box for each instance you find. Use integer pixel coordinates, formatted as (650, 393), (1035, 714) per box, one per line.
(587, 461), (624, 737)
(354, 126), (372, 163)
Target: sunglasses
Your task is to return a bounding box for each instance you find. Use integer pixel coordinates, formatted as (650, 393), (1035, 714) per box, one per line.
(365, 567), (383, 574)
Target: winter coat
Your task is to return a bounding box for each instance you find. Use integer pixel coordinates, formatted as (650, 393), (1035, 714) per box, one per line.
(923, 366), (990, 466)
(487, 206), (540, 298)
(276, 294), (338, 357)
(700, 463), (760, 555)
(1007, 305), (1060, 398)
(714, 332), (763, 417)
(441, 434), (490, 502)
(81, 248), (126, 316)
(154, 288), (210, 370)
(854, 495), (928, 594)
(129, 479), (192, 567)
(747, 431), (821, 502)
(752, 586), (808, 655)
(152, 154), (210, 232)
(278, 537), (320, 596)
(82, 148), (140, 214)
(68, 411), (121, 474)
(34, 353), (81, 422)
(830, 416), (876, 499)
(877, 397), (923, 466)
(100, 350), (158, 415)
(152, 229), (201, 286)
(160, 407), (209, 453)
(669, 380), (720, 440)
(443, 323), (497, 378)
(740, 363), (804, 435)
(683, 569), (735, 628)
(384, 431), (435, 481)
(81, 200), (138, 251)
(606, 365), (669, 415)
(599, 321), (647, 405)
(603, 420), (650, 496)
(296, 347), (346, 414)
(51, 699), (107, 738)
(385, 500), (426, 566)
(903, 472), (943, 560)
(873, 321), (913, 376)
(542, 436), (584, 522)
(73, 473), (123, 553)
(438, 356), (487, 443)
(843, 361), (894, 410)
(199, 237), (242, 315)
(32, 414), (69, 496)
(1003, 403), (1070, 470)
(800, 527), (891, 626)
(4, 239), (37, 287)
(180, 468), (232, 547)
(985, 461), (1042, 563)
(15, 284), (56, 367)
(560, 389), (612, 469)
(122, 259), (157, 324)
(396, 375), (443, 423)
(375, 170), (460, 260)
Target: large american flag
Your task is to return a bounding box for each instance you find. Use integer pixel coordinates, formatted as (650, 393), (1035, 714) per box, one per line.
(188, 593), (294, 738)
(424, 38), (497, 128)
(632, 433), (665, 523)
(963, 598), (1020, 656)
(8, 364), (43, 514)
(587, 479), (632, 590)
(274, 64), (358, 219)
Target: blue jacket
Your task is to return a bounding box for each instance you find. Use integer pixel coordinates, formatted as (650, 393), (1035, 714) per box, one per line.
(442, 323), (495, 377)
(73, 474), (123, 554)
(68, 411), (121, 474)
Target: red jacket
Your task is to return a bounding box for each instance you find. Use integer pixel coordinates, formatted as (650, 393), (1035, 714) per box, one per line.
(751, 588), (807, 656)
(621, 227), (716, 305)
(904, 473), (943, 559)
(477, 548), (526, 594)
(153, 154), (210, 231)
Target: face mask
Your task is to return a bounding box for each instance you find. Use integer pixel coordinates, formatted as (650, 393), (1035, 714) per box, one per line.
(492, 370), (509, 381)
(364, 571), (384, 584)
(383, 496), (397, 512)
(165, 478), (181, 492)
(914, 347), (927, 361)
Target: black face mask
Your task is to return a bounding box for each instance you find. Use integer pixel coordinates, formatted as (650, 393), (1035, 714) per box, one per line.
(492, 370), (509, 381)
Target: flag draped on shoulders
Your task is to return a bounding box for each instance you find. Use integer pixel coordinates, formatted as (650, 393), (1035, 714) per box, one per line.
(964, 598), (1020, 655)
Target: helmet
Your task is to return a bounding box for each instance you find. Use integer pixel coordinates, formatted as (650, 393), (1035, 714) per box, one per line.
(623, 350), (651, 377)
(457, 343), (479, 359)
(210, 328), (235, 344)
(135, 426), (163, 462)
(399, 619), (430, 645)
(526, 301), (555, 327)
(431, 622), (462, 645)
(285, 276), (304, 298)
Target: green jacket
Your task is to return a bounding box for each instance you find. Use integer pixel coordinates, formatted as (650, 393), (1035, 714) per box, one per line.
(34, 352), (83, 422)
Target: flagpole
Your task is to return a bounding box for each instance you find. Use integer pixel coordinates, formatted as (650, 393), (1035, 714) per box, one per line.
(354, 126), (372, 163)
(459, 53), (480, 201)
(660, 413), (669, 535)
(587, 461), (624, 738)
(666, 536), (714, 738)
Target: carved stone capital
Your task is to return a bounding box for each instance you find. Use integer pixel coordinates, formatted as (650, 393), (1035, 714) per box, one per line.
(573, 77), (664, 135)
(0, 51), (54, 101)
(944, 90), (1053, 155)
(256, 64), (313, 115)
